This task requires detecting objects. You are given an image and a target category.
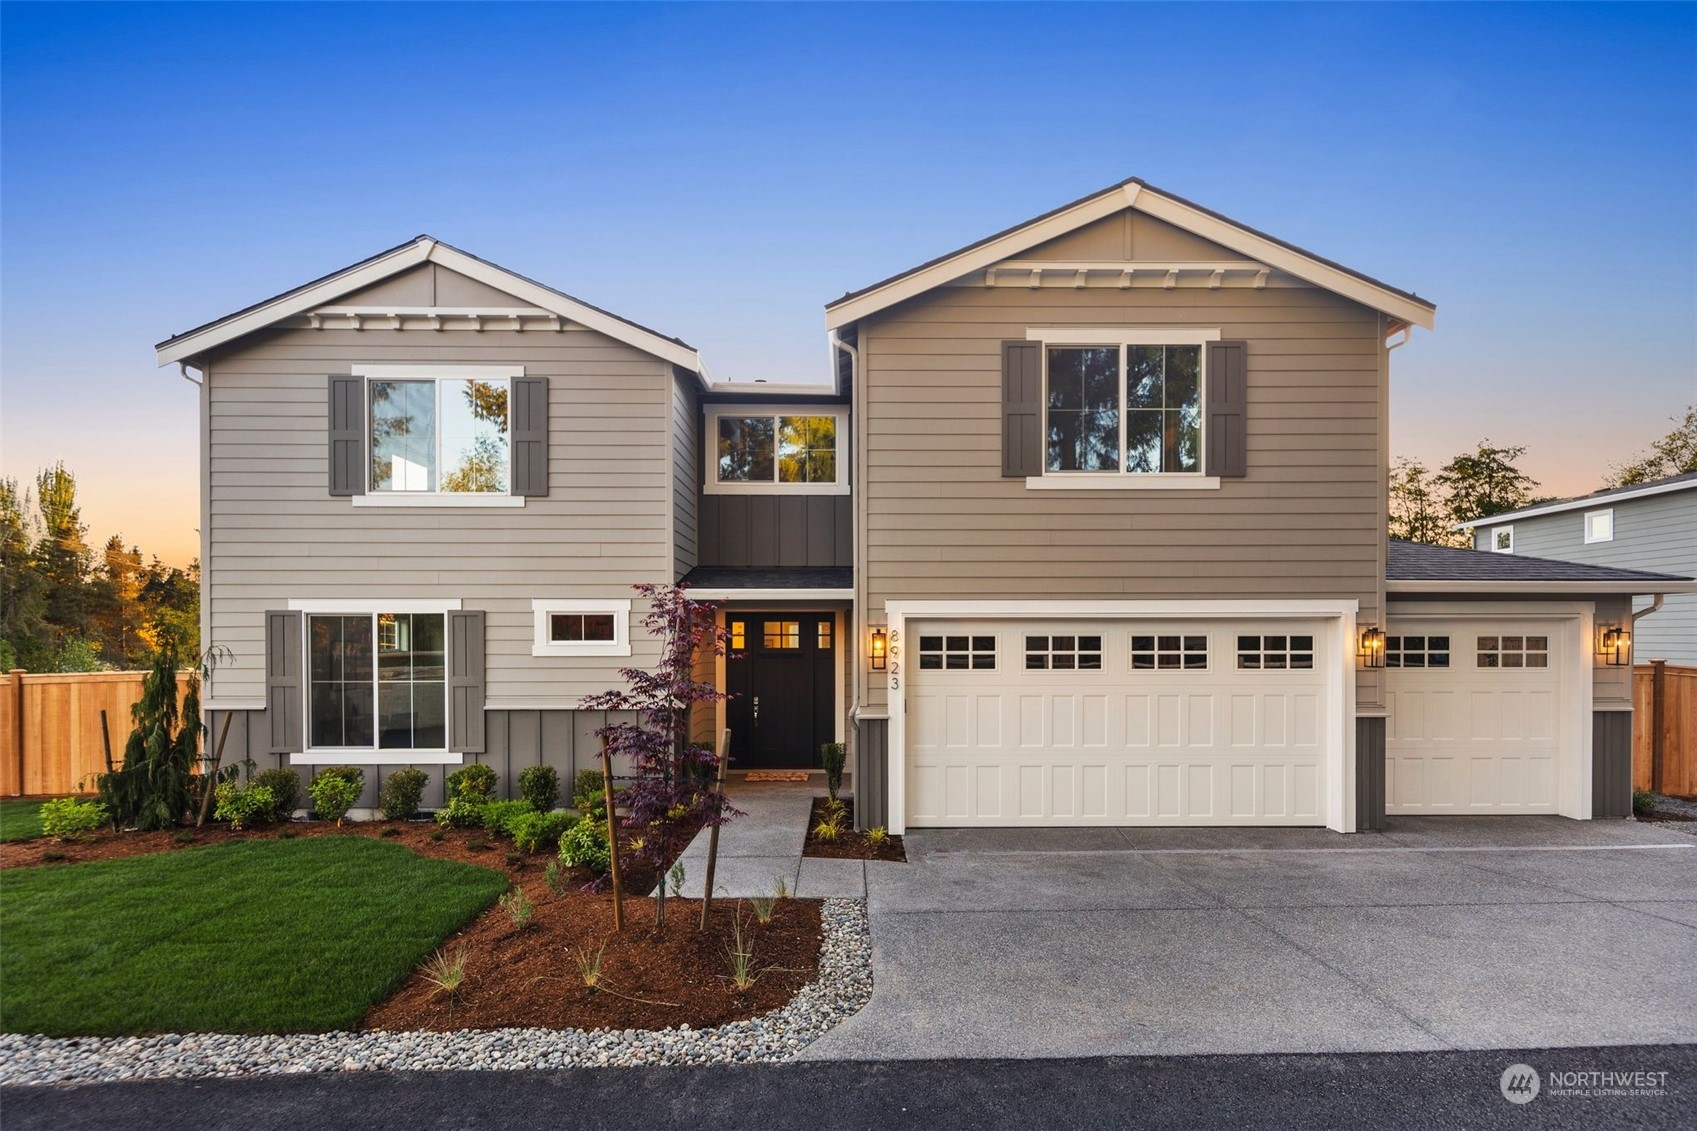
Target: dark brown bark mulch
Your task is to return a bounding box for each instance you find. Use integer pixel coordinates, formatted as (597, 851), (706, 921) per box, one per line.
(802, 796), (906, 861)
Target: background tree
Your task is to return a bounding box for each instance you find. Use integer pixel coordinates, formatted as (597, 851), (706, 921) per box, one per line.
(34, 463), (93, 651)
(1434, 441), (1538, 527)
(1388, 457), (1461, 546)
(0, 478), (50, 670)
(1607, 403), (1697, 487)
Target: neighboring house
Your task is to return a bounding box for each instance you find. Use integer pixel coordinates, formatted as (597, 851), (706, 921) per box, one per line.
(1461, 472), (1697, 666)
(157, 178), (1695, 832)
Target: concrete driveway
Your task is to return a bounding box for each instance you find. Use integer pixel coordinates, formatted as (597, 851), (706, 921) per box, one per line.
(801, 818), (1697, 1060)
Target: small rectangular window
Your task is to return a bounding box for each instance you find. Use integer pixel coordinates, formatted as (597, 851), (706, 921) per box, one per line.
(549, 613), (617, 643)
(1025, 634), (1103, 671)
(1477, 634), (1548, 669)
(730, 620), (746, 651)
(1385, 635), (1450, 669)
(531, 600), (631, 657)
(817, 621), (833, 650)
(1130, 634), (1208, 670)
(1491, 527), (1514, 553)
(1584, 509), (1614, 544)
(1237, 634), (1315, 671)
(919, 634), (996, 671)
(763, 620), (801, 650)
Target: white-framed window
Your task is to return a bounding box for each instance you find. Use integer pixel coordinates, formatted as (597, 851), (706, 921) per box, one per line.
(531, 598), (632, 657)
(1130, 633), (1208, 671)
(1025, 633), (1103, 670)
(918, 634), (996, 671)
(1476, 634), (1548, 669)
(354, 365), (525, 507)
(704, 406), (849, 494)
(306, 609), (448, 756)
(1237, 634), (1315, 670)
(1491, 526), (1514, 553)
(1385, 635), (1451, 669)
(1584, 509), (1614, 544)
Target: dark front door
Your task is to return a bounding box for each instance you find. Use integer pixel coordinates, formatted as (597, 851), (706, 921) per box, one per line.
(725, 613), (836, 769)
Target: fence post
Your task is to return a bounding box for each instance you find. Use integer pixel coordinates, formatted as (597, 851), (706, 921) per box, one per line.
(9, 669), (23, 798)
(1651, 659), (1667, 795)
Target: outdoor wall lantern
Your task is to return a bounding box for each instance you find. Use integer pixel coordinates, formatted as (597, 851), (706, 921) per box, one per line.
(1598, 625), (1631, 667)
(869, 627), (888, 671)
(1358, 626), (1386, 669)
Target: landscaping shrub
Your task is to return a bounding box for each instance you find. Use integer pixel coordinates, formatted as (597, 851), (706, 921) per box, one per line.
(446, 763), (497, 803)
(95, 641), (205, 831)
(510, 809), (574, 854)
(308, 766), (364, 825)
(571, 769), (604, 808)
(1633, 789), (1658, 818)
(480, 799), (535, 838)
(559, 815), (611, 874)
(212, 781), (276, 831)
(379, 768), (430, 821)
(40, 797), (107, 841)
(251, 768), (301, 820)
(821, 742), (847, 801)
(518, 764), (560, 813)
(434, 796), (487, 829)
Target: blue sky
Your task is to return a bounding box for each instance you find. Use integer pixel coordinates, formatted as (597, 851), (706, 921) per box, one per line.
(2, 2), (1693, 565)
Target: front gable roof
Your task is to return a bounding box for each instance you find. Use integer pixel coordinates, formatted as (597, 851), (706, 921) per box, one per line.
(824, 177), (1437, 333)
(155, 236), (704, 373)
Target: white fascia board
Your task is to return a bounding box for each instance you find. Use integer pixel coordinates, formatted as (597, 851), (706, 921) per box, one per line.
(708, 381), (839, 397)
(426, 244), (704, 375)
(1130, 190), (1437, 330)
(1386, 580), (1697, 596)
(156, 241), (434, 365)
(687, 589), (854, 601)
(883, 599), (1359, 619)
(824, 184), (1141, 330)
(1452, 478), (1697, 529)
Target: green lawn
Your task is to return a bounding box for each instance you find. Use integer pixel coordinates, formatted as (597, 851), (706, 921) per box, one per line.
(1, 837), (507, 1036)
(0, 798), (46, 843)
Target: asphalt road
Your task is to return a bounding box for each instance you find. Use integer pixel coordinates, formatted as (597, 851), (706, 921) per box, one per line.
(5, 1045), (1691, 1131)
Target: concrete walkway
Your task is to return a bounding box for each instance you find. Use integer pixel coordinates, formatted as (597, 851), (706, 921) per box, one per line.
(675, 778), (870, 900)
(801, 817), (1697, 1061)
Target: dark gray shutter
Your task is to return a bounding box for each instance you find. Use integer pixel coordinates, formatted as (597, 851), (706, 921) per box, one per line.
(264, 610), (303, 753)
(511, 376), (549, 496)
(1001, 340), (1042, 477)
(328, 376), (365, 496)
(1205, 340), (1248, 478)
(448, 610), (486, 753)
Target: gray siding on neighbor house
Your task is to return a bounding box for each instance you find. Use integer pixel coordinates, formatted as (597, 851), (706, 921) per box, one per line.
(697, 495), (853, 569)
(201, 264), (679, 713)
(1474, 490), (1697, 665)
(671, 369), (701, 580)
(855, 210), (1390, 712)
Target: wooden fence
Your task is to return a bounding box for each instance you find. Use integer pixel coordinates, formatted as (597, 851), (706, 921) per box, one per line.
(1, 670), (195, 797)
(1634, 662), (1697, 799)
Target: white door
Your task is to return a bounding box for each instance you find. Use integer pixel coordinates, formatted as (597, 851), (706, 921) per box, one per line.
(904, 619), (1331, 827)
(1385, 619), (1565, 814)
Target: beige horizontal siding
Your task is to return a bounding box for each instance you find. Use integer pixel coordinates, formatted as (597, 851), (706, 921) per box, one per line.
(204, 320), (676, 707)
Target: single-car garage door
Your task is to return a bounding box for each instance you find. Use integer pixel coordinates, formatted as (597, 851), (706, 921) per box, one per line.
(905, 619), (1332, 827)
(1385, 618), (1567, 814)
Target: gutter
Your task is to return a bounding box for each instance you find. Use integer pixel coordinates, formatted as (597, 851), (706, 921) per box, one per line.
(1387, 580), (1697, 596)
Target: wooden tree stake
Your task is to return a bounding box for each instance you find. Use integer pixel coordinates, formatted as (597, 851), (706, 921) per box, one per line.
(700, 728), (730, 931)
(601, 737), (624, 932)
(195, 713), (235, 828)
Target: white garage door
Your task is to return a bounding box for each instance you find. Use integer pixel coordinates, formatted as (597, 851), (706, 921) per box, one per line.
(905, 619), (1331, 826)
(1385, 619), (1565, 814)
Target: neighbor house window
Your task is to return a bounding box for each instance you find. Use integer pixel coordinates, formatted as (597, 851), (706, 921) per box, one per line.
(919, 635), (996, 670)
(1491, 527), (1514, 553)
(1237, 634), (1315, 670)
(370, 376), (511, 493)
(708, 408), (847, 492)
(1385, 635), (1451, 669)
(1584, 509), (1614, 543)
(1046, 344), (1202, 476)
(1476, 635), (1548, 669)
(1131, 634), (1208, 671)
(531, 599), (631, 657)
(309, 612), (446, 752)
(1025, 634), (1103, 670)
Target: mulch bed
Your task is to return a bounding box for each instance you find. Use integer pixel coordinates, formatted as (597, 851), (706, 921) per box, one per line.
(364, 894), (821, 1033)
(802, 797), (906, 862)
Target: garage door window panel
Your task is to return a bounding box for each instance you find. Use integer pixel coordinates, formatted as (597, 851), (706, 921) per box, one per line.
(1026, 634), (1103, 671)
(919, 635), (996, 671)
(1131, 634), (1208, 671)
(1477, 635), (1548, 669)
(1386, 635), (1450, 669)
(1237, 634), (1315, 671)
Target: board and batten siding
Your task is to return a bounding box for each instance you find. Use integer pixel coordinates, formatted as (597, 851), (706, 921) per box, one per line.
(854, 213), (1390, 712)
(671, 368), (701, 580)
(203, 321), (677, 710)
(1474, 491), (1697, 667)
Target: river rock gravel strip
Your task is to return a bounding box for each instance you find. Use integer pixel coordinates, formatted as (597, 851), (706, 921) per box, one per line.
(0, 899), (871, 1086)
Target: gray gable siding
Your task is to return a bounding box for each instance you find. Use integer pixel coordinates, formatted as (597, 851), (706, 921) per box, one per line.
(1474, 490), (1697, 665)
(203, 321), (676, 710)
(671, 369), (701, 580)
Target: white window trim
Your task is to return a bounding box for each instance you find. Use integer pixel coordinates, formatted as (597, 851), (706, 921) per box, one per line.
(353, 364), (525, 506)
(703, 405), (850, 495)
(1583, 508), (1614, 544)
(1491, 526), (1515, 553)
(295, 601), (461, 762)
(1026, 328), (1219, 490)
(531, 598), (633, 657)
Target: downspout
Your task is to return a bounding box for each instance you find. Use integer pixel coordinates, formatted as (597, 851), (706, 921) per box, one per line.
(829, 329), (862, 733)
(179, 362), (203, 386)
(1632, 593), (1665, 626)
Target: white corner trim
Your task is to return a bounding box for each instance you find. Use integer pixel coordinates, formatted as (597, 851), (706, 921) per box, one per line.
(290, 751), (465, 766)
(685, 588), (855, 601)
(288, 598), (463, 613)
(352, 493), (526, 508)
(531, 598), (633, 657)
(1025, 326), (1222, 344)
(1025, 475), (1221, 491)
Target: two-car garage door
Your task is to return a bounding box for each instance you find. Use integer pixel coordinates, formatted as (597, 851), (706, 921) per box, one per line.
(905, 619), (1332, 827)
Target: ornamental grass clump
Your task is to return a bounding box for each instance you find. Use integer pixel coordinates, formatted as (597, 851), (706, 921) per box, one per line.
(499, 885), (534, 931)
(420, 944), (468, 1001)
(724, 911), (759, 992)
(820, 742), (847, 801)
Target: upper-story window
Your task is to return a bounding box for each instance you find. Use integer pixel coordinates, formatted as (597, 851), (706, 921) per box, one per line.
(1043, 341), (1204, 477)
(1490, 526), (1514, 553)
(369, 376), (511, 494)
(1584, 509), (1614, 543)
(705, 406), (848, 494)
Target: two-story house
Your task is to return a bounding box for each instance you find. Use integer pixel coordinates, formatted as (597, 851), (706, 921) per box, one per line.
(1463, 472), (1697, 666)
(157, 178), (1695, 833)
